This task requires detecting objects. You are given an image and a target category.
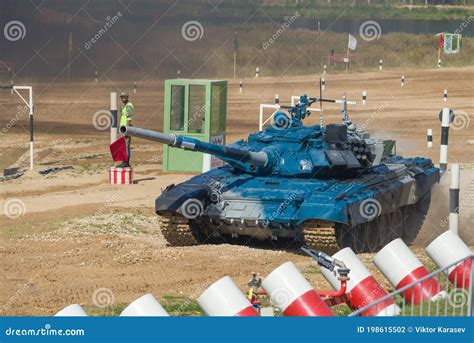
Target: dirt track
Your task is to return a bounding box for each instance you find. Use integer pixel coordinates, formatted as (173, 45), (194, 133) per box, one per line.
(0, 67), (473, 315)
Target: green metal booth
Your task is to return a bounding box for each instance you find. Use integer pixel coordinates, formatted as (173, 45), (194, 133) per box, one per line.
(163, 79), (227, 173)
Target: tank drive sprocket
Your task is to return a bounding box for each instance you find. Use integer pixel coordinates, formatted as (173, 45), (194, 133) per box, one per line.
(159, 214), (200, 246)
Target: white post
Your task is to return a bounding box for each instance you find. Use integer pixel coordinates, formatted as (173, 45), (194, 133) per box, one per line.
(95, 70), (98, 84)
(321, 79), (325, 91)
(110, 92), (118, 143)
(401, 76), (405, 87)
(255, 67), (259, 78)
(239, 80), (243, 93)
(379, 59), (383, 71)
(259, 104), (264, 131)
(274, 94), (279, 105)
(427, 128), (433, 148)
(362, 91), (367, 105)
(438, 59), (441, 68)
(133, 81), (137, 94)
(10, 79), (13, 95)
(439, 108), (450, 172)
(449, 163), (460, 234)
(443, 89), (448, 103)
(12, 86), (34, 170)
(177, 70), (181, 79)
(323, 64), (327, 74)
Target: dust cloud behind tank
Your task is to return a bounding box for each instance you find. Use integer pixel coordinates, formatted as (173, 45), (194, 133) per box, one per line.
(120, 94), (439, 253)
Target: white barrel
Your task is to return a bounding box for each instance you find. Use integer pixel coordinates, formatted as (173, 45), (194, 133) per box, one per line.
(262, 262), (333, 316)
(321, 248), (399, 316)
(374, 239), (446, 304)
(197, 276), (258, 316)
(120, 293), (169, 316)
(55, 304), (88, 316)
(426, 230), (472, 289)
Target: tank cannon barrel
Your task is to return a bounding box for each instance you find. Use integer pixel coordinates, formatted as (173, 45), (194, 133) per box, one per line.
(120, 126), (268, 167)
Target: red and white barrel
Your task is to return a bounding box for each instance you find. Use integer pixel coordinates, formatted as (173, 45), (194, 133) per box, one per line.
(262, 261), (333, 316)
(374, 239), (447, 304)
(321, 248), (400, 316)
(55, 304), (88, 316)
(197, 276), (258, 316)
(426, 230), (472, 289)
(120, 293), (169, 316)
(109, 167), (133, 185)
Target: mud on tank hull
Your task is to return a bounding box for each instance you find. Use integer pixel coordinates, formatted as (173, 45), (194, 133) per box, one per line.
(156, 156), (439, 253)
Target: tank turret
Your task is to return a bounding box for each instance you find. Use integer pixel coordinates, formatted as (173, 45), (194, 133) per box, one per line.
(120, 95), (382, 177)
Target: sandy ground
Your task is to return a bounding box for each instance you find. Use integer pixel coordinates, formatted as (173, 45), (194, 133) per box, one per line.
(0, 67), (473, 315)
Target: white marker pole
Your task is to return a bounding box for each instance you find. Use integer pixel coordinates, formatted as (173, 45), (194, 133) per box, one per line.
(239, 80), (243, 93)
(133, 81), (137, 94)
(427, 128), (433, 148)
(323, 64), (327, 74)
(449, 163), (460, 234)
(12, 86), (34, 170)
(439, 107), (450, 172)
(274, 94), (279, 105)
(110, 92), (118, 143)
(321, 79), (325, 91)
(438, 59), (442, 68)
(443, 89), (448, 103)
(95, 70), (98, 84)
(255, 67), (260, 78)
(177, 70), (181, 79)
(362, 91), (367, 105)
(401, 76), (405, 87)
(379, 59), (383, 71)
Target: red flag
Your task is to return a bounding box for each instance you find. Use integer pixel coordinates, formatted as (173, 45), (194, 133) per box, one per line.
(109, 137), (128, 162)
(439, 34), (444, 49)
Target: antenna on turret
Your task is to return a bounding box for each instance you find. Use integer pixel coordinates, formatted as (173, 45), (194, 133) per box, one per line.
(319, 78), (324, 128)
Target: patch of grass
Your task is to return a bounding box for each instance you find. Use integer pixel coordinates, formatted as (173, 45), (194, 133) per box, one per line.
(87, 303), (128, 316)
(161, 295), (204, 316)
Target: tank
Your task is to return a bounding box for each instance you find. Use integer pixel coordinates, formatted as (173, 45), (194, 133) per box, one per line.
(119, 94), (439, 253)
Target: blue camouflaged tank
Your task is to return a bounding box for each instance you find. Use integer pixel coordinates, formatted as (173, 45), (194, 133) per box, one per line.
(121, 95), (439, 253)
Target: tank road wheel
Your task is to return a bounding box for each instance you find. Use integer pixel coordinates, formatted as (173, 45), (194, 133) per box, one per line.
(390, 209), (405, 240)
(159, 214), (203, 246)
(351, 223), (367, 254)
(402, 193), (431, 245)
(376, 214), (390, 249)
(365, 221), (380, 253)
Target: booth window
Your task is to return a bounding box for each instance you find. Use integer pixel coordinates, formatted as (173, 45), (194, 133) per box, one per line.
(211, 84), (226, 134)
(170, 85), (185, 131)
(188, 85), (205, 133)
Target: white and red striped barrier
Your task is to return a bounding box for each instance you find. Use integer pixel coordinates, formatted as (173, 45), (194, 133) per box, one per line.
(197, 276), (258, 316)
(109, 167), (133, 185)
(321, 248), (400, 316)
(262, 262), (333, 316)
(120, 293), (169, 316)
(426, 230), (472, 289)
(55, 304), (88, 316)
(374, 239), (446, 304)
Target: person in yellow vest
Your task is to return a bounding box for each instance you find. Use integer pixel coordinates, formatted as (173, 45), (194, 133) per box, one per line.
(119, 92), (134, 168)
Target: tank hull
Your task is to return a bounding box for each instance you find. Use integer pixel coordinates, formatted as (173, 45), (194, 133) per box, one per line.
(156, 156), (439, 252)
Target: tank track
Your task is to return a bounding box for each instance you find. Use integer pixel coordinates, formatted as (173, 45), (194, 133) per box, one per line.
(302, 222), (340, 254)
(159, 214), (199, 246)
